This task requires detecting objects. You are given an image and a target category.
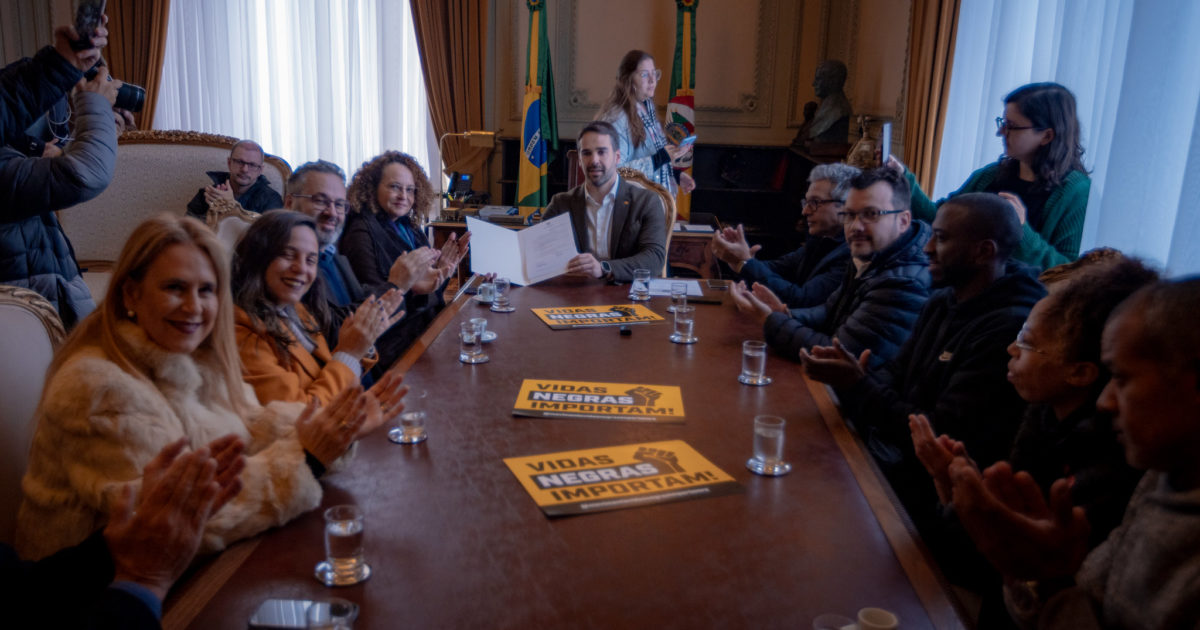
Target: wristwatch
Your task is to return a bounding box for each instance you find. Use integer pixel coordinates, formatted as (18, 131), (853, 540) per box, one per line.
(600, 261), (612, 279)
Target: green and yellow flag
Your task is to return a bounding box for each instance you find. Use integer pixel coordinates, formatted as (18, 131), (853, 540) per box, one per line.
(517, 0), (559, 209)
(667, 0), (698, 220)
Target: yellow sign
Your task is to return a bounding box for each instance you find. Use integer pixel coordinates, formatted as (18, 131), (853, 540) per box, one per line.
(513, 379), (685, 423)
(503, 440), (741, 516)
(531, 304), (664, 330)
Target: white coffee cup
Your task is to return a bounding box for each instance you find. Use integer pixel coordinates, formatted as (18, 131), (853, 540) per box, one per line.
(857, 607), (898, 630)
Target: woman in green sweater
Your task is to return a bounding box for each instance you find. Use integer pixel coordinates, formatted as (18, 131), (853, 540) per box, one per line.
(901, 82), (1090, 270)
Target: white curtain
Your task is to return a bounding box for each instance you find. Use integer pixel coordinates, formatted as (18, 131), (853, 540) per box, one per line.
(155, 0), (436, 184)
(933, 0), (1200, 276)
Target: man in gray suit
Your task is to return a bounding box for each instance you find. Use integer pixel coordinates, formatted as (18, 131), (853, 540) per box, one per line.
(543, 121), (666, 282)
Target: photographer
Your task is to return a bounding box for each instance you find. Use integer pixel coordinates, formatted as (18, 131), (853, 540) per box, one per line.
(0, 21), (122, 328)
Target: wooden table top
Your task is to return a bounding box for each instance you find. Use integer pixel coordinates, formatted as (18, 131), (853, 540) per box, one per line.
(165, 276), (964, 630)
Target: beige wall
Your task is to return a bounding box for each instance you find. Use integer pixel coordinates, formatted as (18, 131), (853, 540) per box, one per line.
(491, 0), (912, 147)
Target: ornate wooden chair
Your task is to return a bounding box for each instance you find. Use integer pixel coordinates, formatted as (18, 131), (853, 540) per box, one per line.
(617, 167), (676, 276)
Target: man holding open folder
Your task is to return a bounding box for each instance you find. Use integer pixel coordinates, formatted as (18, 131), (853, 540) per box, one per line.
(543, 121), (666, 283)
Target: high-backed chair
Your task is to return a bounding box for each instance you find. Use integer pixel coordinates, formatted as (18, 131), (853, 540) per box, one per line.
(0, 286), (66, 545)
(617, 167), (676, 276)
(58, 130), (290, 294)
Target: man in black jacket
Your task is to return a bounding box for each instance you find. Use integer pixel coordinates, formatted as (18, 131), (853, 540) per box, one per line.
(730, 167), (931, 370)
(185, 140), (283, 221)
(713, 162), (856, 308)
(801, 192), (1045, 580)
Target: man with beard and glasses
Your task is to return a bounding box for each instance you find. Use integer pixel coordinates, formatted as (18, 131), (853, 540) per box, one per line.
(543, 121), (666, 283)
(186, 139), (283, 222)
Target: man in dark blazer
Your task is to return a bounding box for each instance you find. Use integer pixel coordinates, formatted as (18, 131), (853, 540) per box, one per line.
(543, 121), (666, 283)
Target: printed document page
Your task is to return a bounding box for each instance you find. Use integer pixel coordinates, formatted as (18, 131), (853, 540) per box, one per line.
(467, 214), (578, 285)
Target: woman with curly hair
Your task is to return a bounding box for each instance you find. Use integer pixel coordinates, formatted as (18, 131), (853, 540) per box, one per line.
(340, 151), (466, 372)
(597, 50), (695, 197)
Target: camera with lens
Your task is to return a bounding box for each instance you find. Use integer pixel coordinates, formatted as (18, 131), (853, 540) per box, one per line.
(72, 0), (144, 113)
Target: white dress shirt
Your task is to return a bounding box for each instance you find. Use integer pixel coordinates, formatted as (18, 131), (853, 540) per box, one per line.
(584, 175), (620, 260)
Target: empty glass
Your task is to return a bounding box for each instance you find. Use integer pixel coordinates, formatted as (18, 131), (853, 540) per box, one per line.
(490, 277), (515, 313)
(314, 505), (371, 586)
(747, 415), (791, 476)
(387, 387), (427, 444)
(667, 281), (687, 313)
(738, 340), (772, 385)
(459, 320), (489, 364)
(630, 268), (651, 301)
(669, 305), (697, 344)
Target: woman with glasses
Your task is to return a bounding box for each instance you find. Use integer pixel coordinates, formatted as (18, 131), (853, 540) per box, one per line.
(898, 82), (1089, 270)
(232, 211), (404, 405)
(340, 152), (467, 374)
(597, 50), (696, 196)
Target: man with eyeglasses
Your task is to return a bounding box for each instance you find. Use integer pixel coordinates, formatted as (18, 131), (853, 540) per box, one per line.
(186, 139), (283, 223)
(801, 191), (1046, 588)
(283, 160), (432, 350)
(730, 167), (931, 370)
(712, 162), (857, 308)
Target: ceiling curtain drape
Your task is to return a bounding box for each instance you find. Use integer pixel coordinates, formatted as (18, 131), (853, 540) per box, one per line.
(409, 0), (490, 187)
(105, 0), (170, 129)
(902, 0), (960, 194)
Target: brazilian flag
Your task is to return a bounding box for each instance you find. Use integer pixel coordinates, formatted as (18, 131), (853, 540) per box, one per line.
(517, 0), (559, 209)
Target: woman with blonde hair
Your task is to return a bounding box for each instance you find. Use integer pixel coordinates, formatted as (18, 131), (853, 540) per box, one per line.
(341, 151), (468, 372)
(16, 214), (404, 560)
(597, 49), (696, 196)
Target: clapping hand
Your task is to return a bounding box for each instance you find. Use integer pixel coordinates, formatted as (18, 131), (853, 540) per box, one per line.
(296, 386), (369, 467)
(333, 292), (405, 361)
(949, 459), (1090, 580)
(105, 437), (245, 601)
(799, 337), (870, 388)
(908, 414), (968, 504)
(388, 247), (441, 294)
(365, 371), (408, 433)
(729, 280), (773, 324)
(750, 283), (787, 314)
(437, 231), (472, 278)
(204, 182), (234, 205)
(711, 224), (760, 267)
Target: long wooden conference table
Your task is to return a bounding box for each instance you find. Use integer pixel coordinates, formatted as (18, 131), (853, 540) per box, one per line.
(165, 276), (966, 629)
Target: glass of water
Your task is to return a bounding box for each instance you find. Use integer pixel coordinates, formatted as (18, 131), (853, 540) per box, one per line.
(669, 304), (697, 344)
(630, 268), (651, 301)
(667, 281), (688, 313)
(387, 387), (427, 444)
(738, 340), (772, 386)
(459, 320), (489, 364)
(490, 277), (515, 313)
(747, 415), (791, 476)
(314, 505), (371, 586)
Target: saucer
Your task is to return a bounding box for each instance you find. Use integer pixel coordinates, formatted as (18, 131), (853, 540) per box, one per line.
(472, 294), (493, 304)
(746, 457), (792, 476)
(314, 560), (371, 587)
(481, 330), (497, 343)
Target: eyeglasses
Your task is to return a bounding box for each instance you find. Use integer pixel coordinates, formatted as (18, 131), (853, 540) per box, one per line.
(230, 157), (263, 170)
(637, 69), (662, 81)
(803, 198), (842, 210)
(995, 117), (1037, 132)
(387, 183), (418, 196)
(292, 194), (347, 212)
(836, 208), (905, 224)
(1011, 328), (1049, 355)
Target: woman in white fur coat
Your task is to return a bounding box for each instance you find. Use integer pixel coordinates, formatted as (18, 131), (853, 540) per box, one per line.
(15, 214), (404, 561)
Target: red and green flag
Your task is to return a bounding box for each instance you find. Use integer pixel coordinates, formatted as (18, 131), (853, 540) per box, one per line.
(667, 0), (698, 219)
(517, 0), (559, 209)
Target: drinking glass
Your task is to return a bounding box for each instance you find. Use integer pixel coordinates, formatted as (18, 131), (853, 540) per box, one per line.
(629, 269), (651, 301)
(738, 340), (772, 385)
(459, 321), (489, 363)
(667, 281), (688, 313)
(314, 505), (371, 586)
(746, 415), (791, 476)
(387, 387), (428, 444)
(668, 305), (697, 344)
(490, 277), (515, 313)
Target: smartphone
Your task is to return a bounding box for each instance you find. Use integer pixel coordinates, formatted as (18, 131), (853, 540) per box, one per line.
(677, 135), (698, 148)
(706, 279), (729, 291)
(70, 0), (107, 51)
(879, 122), (892, 167)
(248, 598), (313, 629)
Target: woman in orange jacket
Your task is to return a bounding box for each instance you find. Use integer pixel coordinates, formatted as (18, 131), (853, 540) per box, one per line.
(231, 211), (403, 405)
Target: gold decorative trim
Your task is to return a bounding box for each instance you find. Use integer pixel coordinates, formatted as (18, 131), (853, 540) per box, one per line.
(0, 285), (67, 347)
(116, 130), (293, 178)
(205, 199), (261, 231)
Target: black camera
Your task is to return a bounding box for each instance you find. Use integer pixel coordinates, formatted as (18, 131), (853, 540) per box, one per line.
(72, 0), (145, 113)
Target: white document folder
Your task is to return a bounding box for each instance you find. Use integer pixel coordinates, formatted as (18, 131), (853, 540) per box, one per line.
(466, 214), (579, 286)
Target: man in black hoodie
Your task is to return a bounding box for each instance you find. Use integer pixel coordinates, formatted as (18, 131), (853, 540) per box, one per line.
(802, 192), (1045, 572)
